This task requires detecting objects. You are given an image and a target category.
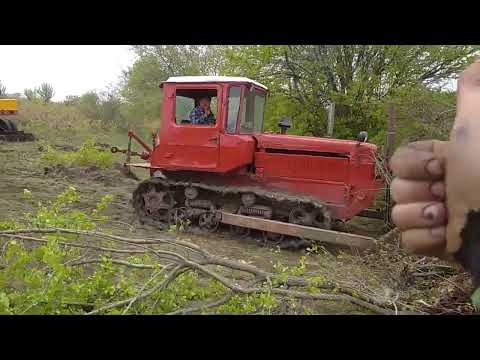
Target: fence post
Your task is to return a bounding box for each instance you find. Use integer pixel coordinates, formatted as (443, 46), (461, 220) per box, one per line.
(383, 103), (396, 226)
(327, 102), (335, 137)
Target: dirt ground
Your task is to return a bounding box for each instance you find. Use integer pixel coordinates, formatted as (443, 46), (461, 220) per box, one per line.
(0, 139), (472, 314)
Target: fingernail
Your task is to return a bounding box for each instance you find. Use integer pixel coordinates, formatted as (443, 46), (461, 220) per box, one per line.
(426, 159), (443, 176)
(430, 182), (445, 198)
(423, 204), (441, 221)
(431, 227), (446, 239)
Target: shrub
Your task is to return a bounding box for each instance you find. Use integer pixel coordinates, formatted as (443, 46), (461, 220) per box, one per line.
(40, 140), (114, 169)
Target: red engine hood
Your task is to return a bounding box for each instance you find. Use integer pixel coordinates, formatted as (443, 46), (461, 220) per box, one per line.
(255, 134), (377, 155)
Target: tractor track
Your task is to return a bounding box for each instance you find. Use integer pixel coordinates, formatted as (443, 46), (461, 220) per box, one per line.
(131, 176), (335, 250)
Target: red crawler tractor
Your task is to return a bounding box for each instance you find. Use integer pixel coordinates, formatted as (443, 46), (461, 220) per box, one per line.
(115, 76), (387, 249)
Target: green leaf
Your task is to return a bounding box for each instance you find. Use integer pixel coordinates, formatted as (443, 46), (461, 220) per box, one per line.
(471, 288), (480, 310)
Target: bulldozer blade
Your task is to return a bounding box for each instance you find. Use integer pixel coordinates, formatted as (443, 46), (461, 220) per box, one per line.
(218, 211), (376, 250)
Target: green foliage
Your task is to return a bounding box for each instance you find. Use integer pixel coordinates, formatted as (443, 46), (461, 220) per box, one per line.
(19, 45), (473, 147)
(36, 83), (55, 104)
(217, 291), (277, 314)
(63, 95), (80, 106)
(391, 86), (456, 144)
(23, 84), (55, 104)
(76, 91), (101, 120)
(15, 46), (479, 148)
(20, 186), (112, 230)
(0, 187), (288, 315)
(471, 288), (480, 310)
(270, 256), (309, 287)
(40, 140), (114, 169)
(221, 45), (479, 140)
(70, 90), (128, 129)
(0, 187), (120, 314)
(24, 88), (39, 102)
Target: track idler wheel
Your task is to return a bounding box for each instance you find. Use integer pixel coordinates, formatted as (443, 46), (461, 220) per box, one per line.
(133, 181), (176, 224)
(143, 189), (175, 220)
(283, 205), (331, 250)
(289, 206), (312, 226)
(312, 208), (332, 230)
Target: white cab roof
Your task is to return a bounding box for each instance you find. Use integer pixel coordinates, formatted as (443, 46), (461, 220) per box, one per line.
(164, 76), (268, 90)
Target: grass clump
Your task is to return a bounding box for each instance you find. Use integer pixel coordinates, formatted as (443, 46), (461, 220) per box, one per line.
(41, 140), (114, 169)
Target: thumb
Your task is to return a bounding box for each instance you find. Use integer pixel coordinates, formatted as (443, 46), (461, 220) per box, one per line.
(446, 59), (480, 254)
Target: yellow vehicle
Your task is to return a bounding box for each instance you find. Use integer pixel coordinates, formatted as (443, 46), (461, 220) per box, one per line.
(0, 98), (18, 114)
(0, 98), (34, 142)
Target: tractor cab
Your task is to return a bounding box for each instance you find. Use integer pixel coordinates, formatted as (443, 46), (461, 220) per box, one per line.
(160, 76), (267, 133)
(150, 76), (269, 173)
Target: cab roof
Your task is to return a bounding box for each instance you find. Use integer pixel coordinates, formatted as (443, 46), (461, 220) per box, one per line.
(162, 76), (268, 90)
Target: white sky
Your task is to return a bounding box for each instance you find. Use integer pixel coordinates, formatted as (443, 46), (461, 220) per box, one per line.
(0, 45), (136, 101)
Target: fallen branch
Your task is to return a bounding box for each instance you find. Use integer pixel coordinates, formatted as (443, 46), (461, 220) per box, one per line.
(70, 258), (156, 269)
(86, 265), (184, 315)
(167, 293), (235, 315)
(0, 227), (413, 315)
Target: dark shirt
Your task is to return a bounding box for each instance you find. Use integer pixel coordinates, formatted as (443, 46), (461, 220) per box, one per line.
(189, 106), (215, 125)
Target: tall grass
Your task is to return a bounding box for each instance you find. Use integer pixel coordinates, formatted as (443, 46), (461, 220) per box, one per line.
(15, 100), (94, 143)
(13, 99), (160, 149)
(40, 140), (115, 169)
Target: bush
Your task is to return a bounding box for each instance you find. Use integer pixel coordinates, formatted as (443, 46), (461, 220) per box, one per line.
(0, 188), (277, 315)
(16, 100), (93, 135)
(41, 140), (114, 169)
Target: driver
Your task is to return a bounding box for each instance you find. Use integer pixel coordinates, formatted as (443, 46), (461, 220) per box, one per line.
(189, 96), (215, 125)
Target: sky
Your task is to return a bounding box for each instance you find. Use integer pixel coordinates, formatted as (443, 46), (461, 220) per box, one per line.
(0, 45), (136, 101)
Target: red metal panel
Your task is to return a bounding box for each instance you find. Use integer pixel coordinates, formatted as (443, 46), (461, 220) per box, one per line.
(256, 133), (377, 155)
(153, 83), (223, 171)
(217, 134), (255, 173)
(255, 152), (348, 182)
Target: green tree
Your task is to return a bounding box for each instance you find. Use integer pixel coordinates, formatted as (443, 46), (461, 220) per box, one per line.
(64, 95), (80, 106)
(36, 83), (55, 104)
(24, 88), (39, 102)
(98, 90), (125, 127)
(77, 91), (101, 120)
(222, 45), (479, 139)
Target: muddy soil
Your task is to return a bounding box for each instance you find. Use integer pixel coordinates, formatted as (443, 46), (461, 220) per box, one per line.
(0, 139), (466, 314)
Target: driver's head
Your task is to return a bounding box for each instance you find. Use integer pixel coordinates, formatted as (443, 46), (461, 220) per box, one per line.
(199, 96), (211, 109)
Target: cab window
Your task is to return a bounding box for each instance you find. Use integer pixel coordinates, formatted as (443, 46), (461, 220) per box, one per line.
(253, 93), (265, 132)
(175, 89), (217, 126)
(239, 89), (265, 134)
(226, 86), (241, 133)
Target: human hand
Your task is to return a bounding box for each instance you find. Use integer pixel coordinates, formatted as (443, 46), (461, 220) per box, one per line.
(390, 60), (480, 263)
(390, 140), (451, 259)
